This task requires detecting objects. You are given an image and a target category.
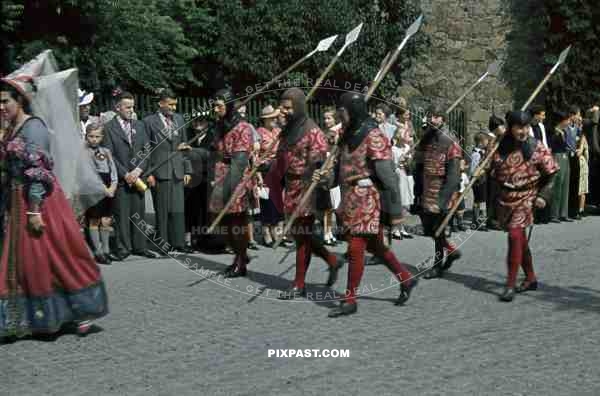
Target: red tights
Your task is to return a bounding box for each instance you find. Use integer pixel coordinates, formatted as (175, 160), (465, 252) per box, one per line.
(292, 216), (337, 288)
(345, 230), (413, 305)
(506, 227), (536, 288)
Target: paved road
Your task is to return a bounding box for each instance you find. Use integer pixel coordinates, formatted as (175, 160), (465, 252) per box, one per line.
(2, 216), (600, 396)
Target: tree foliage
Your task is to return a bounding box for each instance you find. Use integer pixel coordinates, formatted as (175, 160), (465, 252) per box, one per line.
(542, 0), (600, 112)
(2, 0), (426, 101)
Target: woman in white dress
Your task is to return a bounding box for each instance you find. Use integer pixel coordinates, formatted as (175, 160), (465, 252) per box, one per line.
(391, 134), (414, 239)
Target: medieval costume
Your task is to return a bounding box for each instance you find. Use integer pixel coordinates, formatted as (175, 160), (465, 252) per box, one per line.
(414, 107), (463, 279)
(490, 111), (558, 301)
(328, 92), (417, 318)
(265, 88), (341, 300)
(1, 77), (108, 339)
(184, 89), (253, 277)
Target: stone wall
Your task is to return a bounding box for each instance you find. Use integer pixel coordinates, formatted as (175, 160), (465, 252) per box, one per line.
(398, 0), (546, 149)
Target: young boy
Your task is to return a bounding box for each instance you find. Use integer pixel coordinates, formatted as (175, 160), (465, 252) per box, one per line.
(470, 132), (493, 231)
(85, 123), (118, 264)
(451, 158), (469, 232)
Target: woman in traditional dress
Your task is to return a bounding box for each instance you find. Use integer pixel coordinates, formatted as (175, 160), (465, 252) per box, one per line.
(575, 129), (589, 219)
(0, 77), (108, 340)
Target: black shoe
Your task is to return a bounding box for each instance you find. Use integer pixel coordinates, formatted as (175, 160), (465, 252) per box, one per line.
(474, 222), (489, 231)
(224, 265), (247, 278)
(560, 217), (574, 222)
(133, 250), (157, 258)
(326, 255), (345, 287)
(94, 254), (108, 265)
(457, 224), (467, 232)
(442, 249), (462, 271)
(278, 286), (306, 300)
(328, 302), (358, 318)
(400, 231), (414, 239)
(392, 231), (403, 240)
(549, 218), (561, 224)
(109, 253), (125, 261)
(423, 265), (441, 279)
(178, 246), (195, 254)
(101, 254), (112, 265)
(248, 241), (260, 250)
(223, 257), (249, 278)
(282, 239), (294, 247)
(515, 280), (538, 293)
(263, 240), (274, 248)
(365, 255), (382, 266)
(574, 213), (582, 220)
(118, 251), (131, 260)
(396, 278), (418, 305)
(499, 287), (515, 302)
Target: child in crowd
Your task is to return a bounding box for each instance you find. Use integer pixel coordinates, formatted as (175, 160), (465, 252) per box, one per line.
(85, 123), (118, 264)
(470, 132), (494, 231)
(451, 158), (469, 232)
(321, 107), (342, 245)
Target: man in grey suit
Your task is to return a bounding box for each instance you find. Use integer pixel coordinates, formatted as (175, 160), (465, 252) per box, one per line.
(102, 91), (154, 259)
(144, 90), (192, 254)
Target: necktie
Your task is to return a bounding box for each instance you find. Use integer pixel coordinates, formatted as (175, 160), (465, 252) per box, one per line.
(123, 120), (133, 145)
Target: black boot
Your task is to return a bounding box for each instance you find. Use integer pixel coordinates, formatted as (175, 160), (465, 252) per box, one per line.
(499, 287), (515, 302)
(278, 285), (306, 300)
(328, 301), (358, 318)
(396, 278), (418, 305)
(423, 265), (441, 279)
(442, 248), (462, 271)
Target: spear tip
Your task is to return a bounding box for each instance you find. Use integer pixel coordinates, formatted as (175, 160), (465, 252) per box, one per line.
(316, 34), (339, 52)
(406, 14), (424, 37)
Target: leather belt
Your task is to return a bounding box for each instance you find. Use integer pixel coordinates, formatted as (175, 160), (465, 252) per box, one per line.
(346, 177), (373, 187)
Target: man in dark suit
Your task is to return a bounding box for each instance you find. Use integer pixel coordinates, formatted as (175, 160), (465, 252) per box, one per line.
(144, 90), (192, 254)
(102, 91), (154, 259)
(530, 105), (551, 223)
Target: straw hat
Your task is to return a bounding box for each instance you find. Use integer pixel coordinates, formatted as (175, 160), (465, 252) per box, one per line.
(260, 105), (280, 119)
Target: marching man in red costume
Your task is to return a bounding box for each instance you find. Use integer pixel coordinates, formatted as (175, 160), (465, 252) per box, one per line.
(414, 106), (463, 279)
(326, 92), (418, 318)
(489, 110), (558, 301)
(266, 88), (342, 300)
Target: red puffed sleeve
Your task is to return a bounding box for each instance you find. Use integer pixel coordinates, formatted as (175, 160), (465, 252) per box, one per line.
(366, 128), (392, 161)
(447, 141), (462, 161)
(230, 122), (253, 153)
(535, 144), (559, 176)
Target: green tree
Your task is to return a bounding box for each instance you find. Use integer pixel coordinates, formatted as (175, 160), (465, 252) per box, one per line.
(208, 0), (426, 101)
(542, 0), (600, 111)
(8, 0), (213, 93)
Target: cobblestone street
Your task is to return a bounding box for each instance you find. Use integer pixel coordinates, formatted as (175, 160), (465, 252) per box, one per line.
(3, 217), (600, 396)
